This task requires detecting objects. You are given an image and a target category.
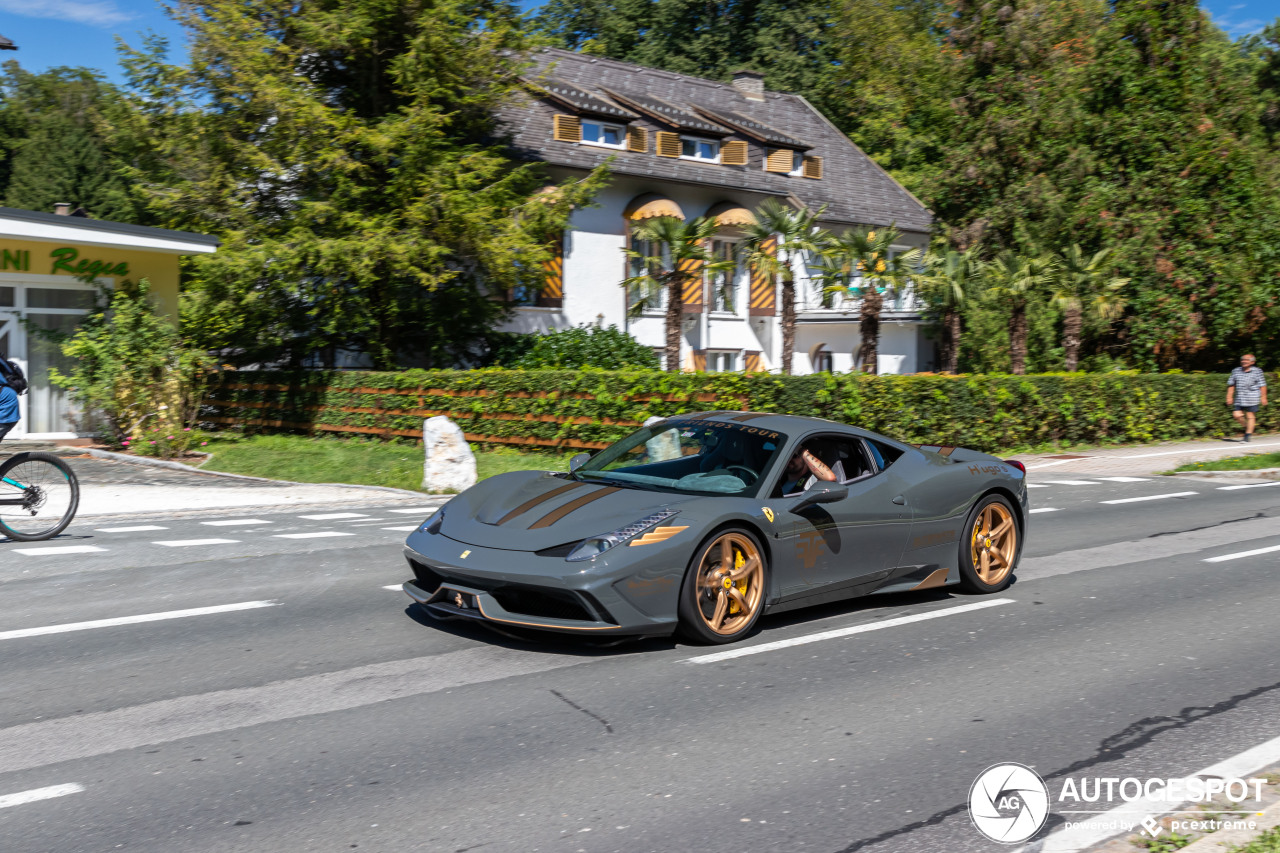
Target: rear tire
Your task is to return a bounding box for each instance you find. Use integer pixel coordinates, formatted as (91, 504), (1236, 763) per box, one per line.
(0, 452), (80, 542)
(957, 493), (1020, 593)
(677, 527), (768, 645)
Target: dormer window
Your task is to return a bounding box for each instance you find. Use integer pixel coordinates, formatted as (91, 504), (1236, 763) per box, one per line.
(680, 136), (720, 162)
(581, 119), (626, 148)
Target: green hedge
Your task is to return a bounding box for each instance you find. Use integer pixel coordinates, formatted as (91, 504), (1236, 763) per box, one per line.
(201, 369), (1277, 454)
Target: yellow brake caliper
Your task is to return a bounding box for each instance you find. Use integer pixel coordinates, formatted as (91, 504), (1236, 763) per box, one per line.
(728, 549), (747, 614)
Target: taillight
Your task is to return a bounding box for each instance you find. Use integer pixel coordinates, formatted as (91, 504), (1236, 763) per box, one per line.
(1004, 459), (1026, 474)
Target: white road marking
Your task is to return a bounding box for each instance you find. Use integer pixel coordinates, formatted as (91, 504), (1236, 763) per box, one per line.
(685, 599), (1016, 664)
(1029, 508), (1059, 514)
(1093, 476), (1150, 482)
(1023, 459), (1077, 471)
(201, 519), (271, 527)
(1025, 483), (1049, 489)
(1100, 491), (1198, 505)
(298, 513), (368, 520)
(1204, 543), (1280, 563)
(382, 526), (418, 532)
(1217, 482), (1280, 490)
(153, 538), (240, 547)
(0, 783), (84, 810)
(95, 525), (167, 533)
(0, 646), (580, 775)
(388, 507), (438, 514)
(1020, 730), (1280, 853)
(274, 531), (356, 539)
(382, 584), (403, 590)
(11, 545), (107, 556)
(1045, 480), (1101, 486)
(1115, 440), (1280, 459)
(0, 601), (279, 642)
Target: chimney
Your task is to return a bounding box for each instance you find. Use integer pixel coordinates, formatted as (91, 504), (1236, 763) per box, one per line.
(730, 69), (765, 102)
(53, 202), (71, 216)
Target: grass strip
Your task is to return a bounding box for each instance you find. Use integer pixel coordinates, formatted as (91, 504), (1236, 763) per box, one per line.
(1174, 451), (1280, 472)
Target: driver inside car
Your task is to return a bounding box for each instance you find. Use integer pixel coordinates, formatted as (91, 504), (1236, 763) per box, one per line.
(779, 445), (837, 496)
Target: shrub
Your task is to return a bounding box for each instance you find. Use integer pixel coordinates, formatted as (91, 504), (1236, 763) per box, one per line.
(510, 325), (660, 370)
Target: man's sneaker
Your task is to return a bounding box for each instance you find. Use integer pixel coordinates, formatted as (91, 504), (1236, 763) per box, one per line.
(1244, 433), (1252, 442)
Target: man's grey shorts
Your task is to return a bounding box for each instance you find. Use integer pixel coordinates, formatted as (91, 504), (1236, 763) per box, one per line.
(1234, 405), (1260, 413)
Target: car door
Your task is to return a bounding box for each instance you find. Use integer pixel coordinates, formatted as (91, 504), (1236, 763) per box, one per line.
(775, 433), (913, 595)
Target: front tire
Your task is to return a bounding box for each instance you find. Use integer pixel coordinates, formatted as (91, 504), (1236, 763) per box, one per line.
(677, 528), (768, 644)
(958, 493), (1020, 593)
(0, 452), (80, 542)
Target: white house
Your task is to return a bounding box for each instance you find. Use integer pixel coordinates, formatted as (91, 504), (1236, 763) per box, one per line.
(496, 48), (937, 374)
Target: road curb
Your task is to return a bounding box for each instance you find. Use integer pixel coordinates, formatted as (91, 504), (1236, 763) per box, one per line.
(1177, 798), (1280, 852)
(81, 447), (428, 497)
(1173, 468), (1280, 480)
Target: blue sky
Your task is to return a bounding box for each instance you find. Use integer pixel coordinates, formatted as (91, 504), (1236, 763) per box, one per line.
(1, 0), (1276, 85)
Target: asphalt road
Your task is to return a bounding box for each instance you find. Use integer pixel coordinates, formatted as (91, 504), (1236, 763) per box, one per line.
(2, 475), (1280, 853)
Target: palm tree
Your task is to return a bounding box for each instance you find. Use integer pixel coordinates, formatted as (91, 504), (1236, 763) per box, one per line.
(622, 215), (732, 372)
(1049, 245), (1129, 371)
(741, 199), (828, 375)
(917, 244), (982, 374)
(815, 226), (921, 374)
(980, 250), (1057, 375)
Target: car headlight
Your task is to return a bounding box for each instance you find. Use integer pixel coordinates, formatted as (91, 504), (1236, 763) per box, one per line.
(565, 510), (679, 562)
(420, 506), (445, 534)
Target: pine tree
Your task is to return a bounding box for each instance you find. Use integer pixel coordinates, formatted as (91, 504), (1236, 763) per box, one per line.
(121, 0), (607, 369)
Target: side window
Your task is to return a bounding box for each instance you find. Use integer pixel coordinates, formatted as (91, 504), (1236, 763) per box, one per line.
(773, 435), (874, 497)
(865, 438), (904, 471)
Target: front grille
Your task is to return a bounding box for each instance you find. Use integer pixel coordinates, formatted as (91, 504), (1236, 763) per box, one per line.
(408, 559), (614, 625)
(490, 587), (594, 622)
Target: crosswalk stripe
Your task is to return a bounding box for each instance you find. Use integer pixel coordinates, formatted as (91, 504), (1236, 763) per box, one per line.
(201, 519), (271, 527)
(298, 513), (368, 520)
(95, 525), (167, 533)
(274, 531), (356, 539)
(0, 783), (84, 809)
(1217, 482), (1280, 491)
(1093, 476), (1150, 482)
(1045, 480), (1102, 486)
(153, 539), (240, 547)
(382, 526), (418, 532)
(12, 545), (107, 556)
(387, 508), (438, 515)
(1029, 508), (1059, 514)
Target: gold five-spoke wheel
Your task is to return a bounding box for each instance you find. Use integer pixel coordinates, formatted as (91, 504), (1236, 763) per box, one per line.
(970, 501), (1017, 586)
(695, 532), (765, 636)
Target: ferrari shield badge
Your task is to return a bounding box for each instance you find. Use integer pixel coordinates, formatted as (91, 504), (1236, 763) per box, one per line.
(762, 507), (775, 523)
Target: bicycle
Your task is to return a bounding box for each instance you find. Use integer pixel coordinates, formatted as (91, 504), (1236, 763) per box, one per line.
(0, 452), (80, 541)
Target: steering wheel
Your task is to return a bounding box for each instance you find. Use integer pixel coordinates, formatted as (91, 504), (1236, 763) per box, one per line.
(723, 465), (758, 485)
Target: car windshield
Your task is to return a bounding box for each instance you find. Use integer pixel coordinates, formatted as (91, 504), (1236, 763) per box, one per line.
(574, 418), (787, 496)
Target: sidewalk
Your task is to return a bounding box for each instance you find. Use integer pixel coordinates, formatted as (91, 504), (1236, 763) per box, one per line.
(1, 443), (432, 517)
(1007, 433), (1280, 478)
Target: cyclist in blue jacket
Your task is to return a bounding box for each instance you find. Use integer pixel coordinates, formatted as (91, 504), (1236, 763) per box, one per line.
(0, 367), (18, 442)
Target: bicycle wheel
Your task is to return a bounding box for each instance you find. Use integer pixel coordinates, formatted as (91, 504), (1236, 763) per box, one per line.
(0, 452), (80, 541)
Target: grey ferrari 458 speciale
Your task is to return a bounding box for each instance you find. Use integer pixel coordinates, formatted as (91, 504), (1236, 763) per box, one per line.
(401, 412), (1029, 644)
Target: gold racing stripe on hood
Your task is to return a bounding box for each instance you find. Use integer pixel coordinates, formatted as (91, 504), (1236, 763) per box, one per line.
(496, 481), (587, 526)
(528, 486), (622, 529)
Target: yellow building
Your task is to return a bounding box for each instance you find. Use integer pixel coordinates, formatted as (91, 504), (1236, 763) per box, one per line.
(0, 206), (218, 439)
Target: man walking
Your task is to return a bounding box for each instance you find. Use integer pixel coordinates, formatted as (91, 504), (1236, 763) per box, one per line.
(1227, 353), (1268, 442)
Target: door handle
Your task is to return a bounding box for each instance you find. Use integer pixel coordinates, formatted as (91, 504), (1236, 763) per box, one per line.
(891, 495), (906, 505)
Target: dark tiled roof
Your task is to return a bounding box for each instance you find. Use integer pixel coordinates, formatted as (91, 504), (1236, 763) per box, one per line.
(600, 88), (729, 136)
(498, 48), (932, 233)
(532, 79), (637, 121)
(0, 34), (15, 51)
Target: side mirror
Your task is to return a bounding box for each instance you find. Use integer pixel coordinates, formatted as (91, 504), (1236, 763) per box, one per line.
(569, 452), (591, 473)
(792, 483), (848, 511)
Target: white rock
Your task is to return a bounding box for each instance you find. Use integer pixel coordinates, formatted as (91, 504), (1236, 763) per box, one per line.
(422, 416), (477, 493)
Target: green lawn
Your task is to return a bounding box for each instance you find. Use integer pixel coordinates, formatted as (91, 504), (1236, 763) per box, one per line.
(199, 434), (575, 492)
(1232, 826), (1280, 853)
(1174, 451), (1280, 472)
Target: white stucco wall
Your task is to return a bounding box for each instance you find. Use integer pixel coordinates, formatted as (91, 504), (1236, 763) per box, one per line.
(498, 172), (929, 374)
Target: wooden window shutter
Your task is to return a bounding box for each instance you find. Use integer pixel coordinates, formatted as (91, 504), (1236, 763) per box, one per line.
(538, 233), (564, 307)
(627, 126), (649, 153)
(721, 140), (748, 166)
(552, 114), (581, 143)
(802, 155), (823, 179)
(744, 351), (763, 372)
(679, 257), (704, 313)
(692, 350), (707, 372)
(748, 236), (777, 316)
(656, 131), (681, 158)
(765, 148), (794, 173)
